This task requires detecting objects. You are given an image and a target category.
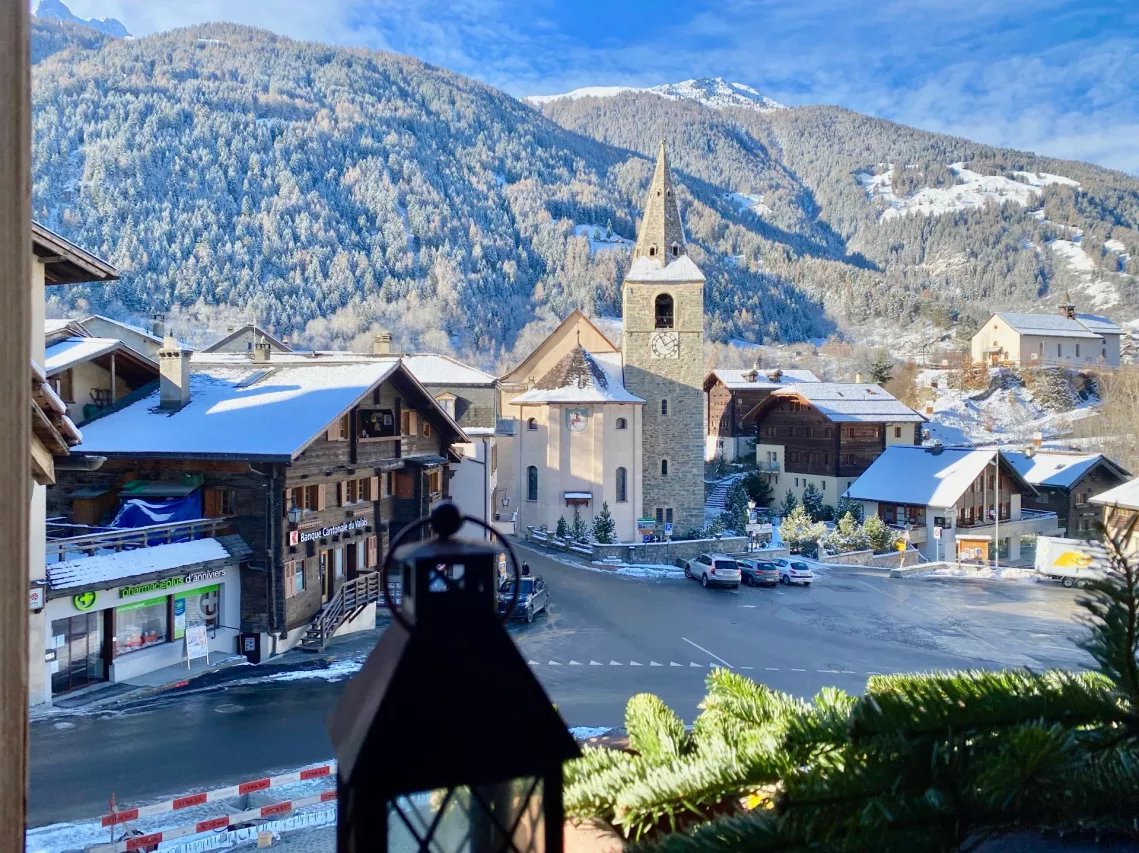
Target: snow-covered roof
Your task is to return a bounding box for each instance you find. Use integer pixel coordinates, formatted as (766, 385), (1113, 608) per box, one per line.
(1005, 451), (1113, 489)
(46, 538), (236, 591)
(711, 368), (820, 390)
(624, 254), (705, 283)
(845, 446), (1019, 507)
(510, 347), (643, 405)
(995, 313), (1103, 339)
(1075, 313), (1123, 335)
(44, 318), (72, 334)
(1090, 478), (1139, 511)
(564, 491), (593, 500)
(401, 354), (495, 386)
(772, 383), (925, 423)
(76, 361), (404, 460)
(44, 337), (121, 375)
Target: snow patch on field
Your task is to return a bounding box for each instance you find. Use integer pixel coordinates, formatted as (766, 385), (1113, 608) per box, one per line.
(924, 565), (1040, 582)
(724, 191), (771, 216)
(856, 163), (1080, 221)
(1048, 235), (1124, 309)
(573, 224), (632, 253)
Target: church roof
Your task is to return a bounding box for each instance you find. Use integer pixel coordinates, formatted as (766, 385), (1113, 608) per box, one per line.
(509, 346), (643, 405)
(628, 141), (703, 281)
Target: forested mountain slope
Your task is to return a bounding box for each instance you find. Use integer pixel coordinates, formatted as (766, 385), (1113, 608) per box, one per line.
(31, 20), (1139, 366)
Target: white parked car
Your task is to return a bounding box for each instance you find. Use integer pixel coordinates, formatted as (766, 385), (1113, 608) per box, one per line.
(684, 553), (741, 589)
(773, 558), (813, 586)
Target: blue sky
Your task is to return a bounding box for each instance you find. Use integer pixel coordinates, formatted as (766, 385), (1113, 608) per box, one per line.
(65, 0), (1139, 173)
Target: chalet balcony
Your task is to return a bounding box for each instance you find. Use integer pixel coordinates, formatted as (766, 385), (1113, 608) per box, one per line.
(954, 509), (1060, 536)
(758, 460), (780, 474)
(45, 516), (233, 564)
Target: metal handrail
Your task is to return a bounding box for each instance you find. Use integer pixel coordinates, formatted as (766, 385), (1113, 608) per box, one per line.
(45, 516), (233, 560)
(310, 571), (400, 649)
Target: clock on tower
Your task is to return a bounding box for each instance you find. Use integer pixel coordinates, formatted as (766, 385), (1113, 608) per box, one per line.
(651, 331), (680, 359)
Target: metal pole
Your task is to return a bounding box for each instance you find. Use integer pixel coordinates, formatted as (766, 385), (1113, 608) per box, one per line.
(0, 0), (31, 847)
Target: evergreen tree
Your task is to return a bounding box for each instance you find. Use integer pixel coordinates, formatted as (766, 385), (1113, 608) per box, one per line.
(869, 349), (893, 385)
(571, 505), (588, 542)
(823, 511), (870, 554)
(836, 494), (864, 523)
(556, 515), (568, 539)
(743, 472), (773, 507)
(779, 505), (827, 555)
(592, 501), (616, 544)
(713, 453), (729, 479)
(862, 513), (898, 553)
(779, 489), (798, 518)
(721, 480), (751, 534)
(801, 483), (825, 521)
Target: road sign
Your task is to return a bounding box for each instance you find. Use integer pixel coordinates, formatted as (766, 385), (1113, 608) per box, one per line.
(663, 522), (673, 538)
(933, 526), (942, 540)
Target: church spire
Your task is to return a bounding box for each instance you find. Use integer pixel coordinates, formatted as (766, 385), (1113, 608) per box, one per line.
(632, 141), (686, 264)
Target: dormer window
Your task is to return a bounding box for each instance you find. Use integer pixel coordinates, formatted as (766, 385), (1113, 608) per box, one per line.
(666, 188), (672, 197)
(648, 245), (657, 257)
(655, 293), (674, 329)
(671, 243), (679, 257)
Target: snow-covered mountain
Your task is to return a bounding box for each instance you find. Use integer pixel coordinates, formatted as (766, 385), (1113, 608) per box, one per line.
(527, 77), (786, 112)
(33, 0), (130, 38)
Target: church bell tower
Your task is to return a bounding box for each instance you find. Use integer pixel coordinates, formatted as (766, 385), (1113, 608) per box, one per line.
(621, 142), (706, 533)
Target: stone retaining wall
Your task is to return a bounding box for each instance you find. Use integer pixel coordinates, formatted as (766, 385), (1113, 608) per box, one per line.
(592, 537), (750, 565)
(823, 548), (922, 568)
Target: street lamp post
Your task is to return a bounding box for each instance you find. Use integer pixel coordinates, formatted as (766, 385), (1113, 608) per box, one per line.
(329, 502), (579, 853)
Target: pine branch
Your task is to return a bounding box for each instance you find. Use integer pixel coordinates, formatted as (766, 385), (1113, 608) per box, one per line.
(1078, 514), (1139, 708)
(627, 693), (692, 763)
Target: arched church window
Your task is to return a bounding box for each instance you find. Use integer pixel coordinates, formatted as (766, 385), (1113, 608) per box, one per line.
(655, 293), (674, 329)
(527, 417), (537, 430)
(661, 399), (668, 416)
(671, 243), (680, 257)
(616, 467), (627, 502)
(648, 245), (657, 257)
(616, 417), (627, 430)
(661, 459), (669, 477)
(527, 466), (538, 501)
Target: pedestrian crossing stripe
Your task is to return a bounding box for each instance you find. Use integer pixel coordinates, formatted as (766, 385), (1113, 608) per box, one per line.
(650, 661), (662, 666)
(609, 661), (622, 665)
(629, 661), (642, 666)
(589, 660), (603, 666)
(670, 662), (682, 667)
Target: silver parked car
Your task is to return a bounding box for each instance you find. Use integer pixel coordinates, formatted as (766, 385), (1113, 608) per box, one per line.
(684, 553), (741, 589)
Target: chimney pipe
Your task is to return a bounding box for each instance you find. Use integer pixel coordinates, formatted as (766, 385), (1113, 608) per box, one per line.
(159, 336), (192, 411)
(253, 336), (272, 364)
(151, 312), (166, 339)
(373, 332), (394, 356)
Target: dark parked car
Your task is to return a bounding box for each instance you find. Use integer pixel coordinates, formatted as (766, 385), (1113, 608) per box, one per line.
(497, 576), (550, 623)
(736, 558), (779, 587)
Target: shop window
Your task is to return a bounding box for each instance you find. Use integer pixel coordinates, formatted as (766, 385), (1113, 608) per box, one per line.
(616, 467), (628, 502)
(527, 466), (538, 501)
(114, 597), (169, 657)
(173, 584), (220, 640)
(50, 612), (104, 695)
(616, 417), (627, 430)
(655, 293), (674, 328)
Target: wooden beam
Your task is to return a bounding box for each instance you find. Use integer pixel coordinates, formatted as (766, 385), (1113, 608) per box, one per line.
(30, 434), (54, 486)
(0, 0), (31, 846)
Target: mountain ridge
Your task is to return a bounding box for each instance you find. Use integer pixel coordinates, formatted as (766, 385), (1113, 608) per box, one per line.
(28, 20), (1139, 367)
(527, 77), (787, 112)
(33, 0), (130, 39)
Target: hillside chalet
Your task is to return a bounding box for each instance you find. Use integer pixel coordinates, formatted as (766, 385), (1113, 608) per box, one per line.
(747, 383), (925, 504)
(1005, 450), (1130, 539)
(704, 366), (820, 461)
(48, 342), (468, 680)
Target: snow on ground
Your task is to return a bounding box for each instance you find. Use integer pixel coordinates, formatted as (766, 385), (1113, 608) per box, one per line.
(1048, 235), (1124, 310)
(527, 77), (786, 112)
(572, 224), (633, 253)
(723, 191), (771, 216)
(569, 726), (615, 739)
(923, 565), (1040, 582)
(856, 163), (1080, 221)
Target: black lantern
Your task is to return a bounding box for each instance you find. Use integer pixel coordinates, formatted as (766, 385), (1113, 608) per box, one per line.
(329, 502), (579, 853)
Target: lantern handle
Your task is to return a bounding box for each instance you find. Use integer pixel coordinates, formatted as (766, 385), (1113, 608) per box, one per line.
(377, 505), (523, 630)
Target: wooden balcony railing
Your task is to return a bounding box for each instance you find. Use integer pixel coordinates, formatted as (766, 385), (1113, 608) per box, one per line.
(46, 516), (233, 562)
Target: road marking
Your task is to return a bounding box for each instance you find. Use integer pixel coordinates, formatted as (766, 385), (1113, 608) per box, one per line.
(609, 660), (622, 666)
(670, 661), (683, 667)
(817, 669), (833, 673)
(629, 661), (642, 666)
(589, 660), (603, 666)
(739, 605), (756, 608)
(841, 670), (856, 674)
(739, 666), (754, 670)
(548, 660), (561, 666)
(681, 637), (734, 669)
(765, 667), (780, 671)
(650, 661), (662, 666)
(690, 662), (702, 667)
(791, 668), (807, 672)
(569, 660), (582, 666)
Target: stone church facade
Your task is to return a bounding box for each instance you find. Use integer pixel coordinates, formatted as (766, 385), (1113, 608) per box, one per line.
(497, 142), (706, 539)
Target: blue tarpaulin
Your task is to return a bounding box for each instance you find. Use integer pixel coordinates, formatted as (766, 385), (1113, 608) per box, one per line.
(112, 493), (203, 543)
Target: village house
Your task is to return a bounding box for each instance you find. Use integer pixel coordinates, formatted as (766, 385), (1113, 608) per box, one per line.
(1090, 478), (1139, 559)
(203, 323), (293, 354)
(45, 343), (467, 696)
(74, 313), (173, 360)
(28, 222), (118, 706)
(748, 383), (925, 505)
(704, 366), (820, 462)
(970, 299), (1122, 368)
(44, 318), (159, 425)
(1005, 449), (1130, 539)
(845, 445), (1061, 562)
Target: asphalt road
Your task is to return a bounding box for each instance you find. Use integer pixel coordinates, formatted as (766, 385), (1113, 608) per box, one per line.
(29, 544), (1091, 827)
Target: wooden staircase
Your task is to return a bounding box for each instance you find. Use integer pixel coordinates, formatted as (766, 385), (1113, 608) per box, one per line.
(297, 572), (397, 652)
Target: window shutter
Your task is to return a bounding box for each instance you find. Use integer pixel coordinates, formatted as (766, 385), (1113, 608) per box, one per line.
(317, 483), (327, 511)
(284, 561), (296, 598)
(203, 489), (221, 518)
(369, 476), (379, 502)
(326, 420), (341, 442)
(337, 481), (345, 507)
(409, 412), (418, 435)
(284, 489), (292, 516)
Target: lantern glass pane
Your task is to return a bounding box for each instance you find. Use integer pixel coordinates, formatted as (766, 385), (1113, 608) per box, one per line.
(388, 777), (545, 853)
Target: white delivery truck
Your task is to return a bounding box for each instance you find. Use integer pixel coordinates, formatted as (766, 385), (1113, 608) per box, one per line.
(1034, 536), (1110, 588)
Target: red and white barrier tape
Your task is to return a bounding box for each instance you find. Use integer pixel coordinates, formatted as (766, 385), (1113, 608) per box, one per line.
(87, 790), (338, 853)
(98, 762), (336, 827)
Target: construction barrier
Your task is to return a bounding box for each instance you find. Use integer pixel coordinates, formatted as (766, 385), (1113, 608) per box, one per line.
(98, 762), (336, 827)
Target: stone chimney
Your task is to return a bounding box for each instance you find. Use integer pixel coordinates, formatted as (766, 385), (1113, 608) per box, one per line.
(150, 312), (166, 339)
(373, 332), (394, 355)
(159, 336), (192, 411)
(253, 336), (272, 364)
